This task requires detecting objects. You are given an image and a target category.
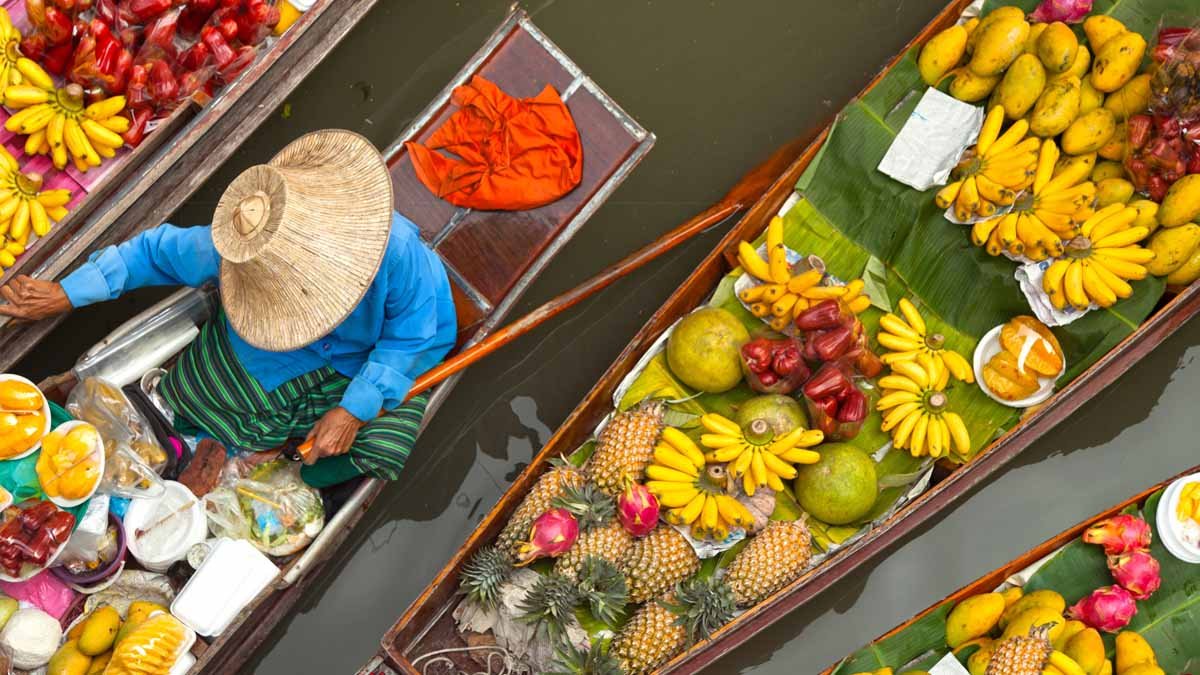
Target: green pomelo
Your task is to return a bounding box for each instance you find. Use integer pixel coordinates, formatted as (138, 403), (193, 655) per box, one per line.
(792, 443), (878, 525)
(734, 395), (807, 436)
(665, 307), (750, 393)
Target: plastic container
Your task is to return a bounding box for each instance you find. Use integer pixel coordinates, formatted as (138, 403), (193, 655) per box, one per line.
(171, 537), (279, 636)
(124, 481), (206, 572)
(1156, 475), (1200, 564)
(0, 373), (52, 461)
(973, 325), (1066, 408)
(52, 511), (127, 586)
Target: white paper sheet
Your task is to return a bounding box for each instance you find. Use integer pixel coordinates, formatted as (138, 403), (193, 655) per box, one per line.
(878, 88), (984, 191)
(1015, 260), (1094, 326)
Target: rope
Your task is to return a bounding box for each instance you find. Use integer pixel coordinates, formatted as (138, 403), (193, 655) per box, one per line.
(410, 646), (533, 675)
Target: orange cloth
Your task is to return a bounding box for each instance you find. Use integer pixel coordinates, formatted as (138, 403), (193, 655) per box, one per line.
(407, 76), (583, 211)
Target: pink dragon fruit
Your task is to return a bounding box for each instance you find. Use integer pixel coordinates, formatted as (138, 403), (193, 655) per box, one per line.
(1029, 0), (1092, 23)
(1068, 585), (1138, 633)
(1108, 550), (1162, 600)
(618, 481), (660, 537)
(516, 508), (578, 565)
(1082, 514), (1152, 555)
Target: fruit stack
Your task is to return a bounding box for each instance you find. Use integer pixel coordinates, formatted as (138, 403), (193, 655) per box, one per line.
(0, 500), (73, 577)
(0, 378), (47, 457)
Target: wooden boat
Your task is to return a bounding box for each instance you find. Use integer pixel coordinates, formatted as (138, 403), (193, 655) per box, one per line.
(0, 0), (384, 370)
(821, 464), (1200, 674)
(34, 10), (655, 673)
(368, 1), (1200, 674)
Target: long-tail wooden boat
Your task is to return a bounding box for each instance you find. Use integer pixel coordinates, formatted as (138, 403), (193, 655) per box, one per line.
(33, 10), (656, 673)
(822, 464), (1200, 674)
(0, 0), (383, 370)
(368, 1), (1200, 673)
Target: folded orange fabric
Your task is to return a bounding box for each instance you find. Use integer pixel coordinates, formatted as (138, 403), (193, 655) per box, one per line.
(407, 75), (583, 211)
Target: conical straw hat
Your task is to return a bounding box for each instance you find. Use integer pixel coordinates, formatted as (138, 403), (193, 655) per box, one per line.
(212, 129), (394, 352)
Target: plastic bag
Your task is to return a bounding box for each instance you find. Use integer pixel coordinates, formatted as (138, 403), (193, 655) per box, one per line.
(740, 335), (809, 394)
(0, 570), (74, 620)
(801, 362), (871, 441)
(204, 459), (324, 557)
(0, 501), (74, 578)
(68, 377), (169, 485)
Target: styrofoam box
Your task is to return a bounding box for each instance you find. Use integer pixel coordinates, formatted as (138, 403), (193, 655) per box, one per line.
(170, 538), (280, 637)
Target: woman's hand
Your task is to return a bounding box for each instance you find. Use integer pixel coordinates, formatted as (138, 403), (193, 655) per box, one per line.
(303, 406), (365, 464)
(0, 276), (72, 321)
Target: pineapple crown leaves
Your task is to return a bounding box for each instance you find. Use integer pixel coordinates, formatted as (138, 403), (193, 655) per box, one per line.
(552, 483), (616, 531)
(546, 640), (623, 675)
(576, 556), (630, 627)
(516, 573), (583, 640)
(657, 577), (737, 646)
(459, 546), (514, 608)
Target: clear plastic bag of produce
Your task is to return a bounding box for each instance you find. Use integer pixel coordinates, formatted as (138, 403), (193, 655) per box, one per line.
(1124, 21), (1200, 200)
(740, 335), (809, 395)
(101, 441), (166, 499)
(0, 501), (74, 579)
(801, 361), (872, 441)
(203, 458), (324, 557)
(68, 378), (169, 499)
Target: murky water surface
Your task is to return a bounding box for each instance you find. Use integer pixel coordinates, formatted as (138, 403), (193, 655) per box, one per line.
(15, 0), (1200, 672)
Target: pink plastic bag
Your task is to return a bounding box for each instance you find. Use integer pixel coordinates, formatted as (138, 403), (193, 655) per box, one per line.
(0, 570), (76, 620)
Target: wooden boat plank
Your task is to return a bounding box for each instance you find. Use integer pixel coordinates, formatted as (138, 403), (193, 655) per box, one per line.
(375, 0), (1200, 672)
(0, 0), (381, 372)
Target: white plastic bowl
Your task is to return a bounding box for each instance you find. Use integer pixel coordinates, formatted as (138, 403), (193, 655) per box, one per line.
(124, 481), (206, 572)
(1156, 475), (1200, 564)
(973, 325), (1066, 408)
(0, 373), (51, 461)
(40, 420), (106, 508)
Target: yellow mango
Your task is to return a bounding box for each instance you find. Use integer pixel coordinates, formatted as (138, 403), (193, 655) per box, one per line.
(968, 640), (996, 675)
(970, 18), (1031, 77)
(1115, 630), (1157, 673)
(1038, 22), (1079, 74)
(78, 605), (121, 656)
(1091, 31), (1147, 93)
(1100, 660), (1113, 675)
(1096, 177), (1135, 207)
(1003, 607), (1066, 644)
(1146, 224), (1200, 276)
(1130, 199), (1159, 234)
(950, 68), (1001, 103)
(1063, 108), (1117, 155)
(920, 25), (968, 86)
(1165, 246), (1200, 285)
(963, 17), (980, 40)
(47, 640), (92, 675)
(1054, 619), (1087, 649)
(1025, 23), (1048, 55)
(1065, 628), (1107, 675)
(946, 592), (1006, 648)
(125, 601), (168, 627)
(969, 6), (1026, 54)
(1031, 75), (1081, 137)
(85, 652), (110, 675)
(1122, 666), (1165, 675)
(1054, 44), (1091, 82)
(1080, 78), (1105, 114)
(1001, 586), (1024, 608)
(1000, 589), (1066, 629)
(1104, 74), (1152, 120)
(1159, 174), (1200, 227)
(1092, 161), (1126, 182)
(996, 53), (1047, 119)
(1098, 122), (1126, 160)
(1084, 15), (1127, 51)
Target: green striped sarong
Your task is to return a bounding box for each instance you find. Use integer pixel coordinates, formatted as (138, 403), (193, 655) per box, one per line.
(159, 318), (429, 488)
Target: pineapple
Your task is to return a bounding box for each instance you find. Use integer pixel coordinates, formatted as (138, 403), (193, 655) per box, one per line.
(496, 462), (585, 559)
(516, 572), (581, 640)
(624, 525), (701, 604)
(576, 556), (629, 626)
(458, 546), (513, 608)
(549, 640), (623, 675)
(987, 624), (1088, 675)
(586, 401), (665, 495)
(611, 577), (736, 675)
(552, 483), (633, 582)
(724, 520), (813, 607)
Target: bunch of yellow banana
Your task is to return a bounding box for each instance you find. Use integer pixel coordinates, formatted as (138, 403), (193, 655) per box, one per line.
(970, 139), (1097, 261)
(1041, 203), (1154, 310)
(4, 63), (128, 172)
(936, 106), (1038, 222)
(0, 163), (71, 269)
(0, 9), (23, 89)
(877, 353), (972, 459)
(737, 219), (872, 330)
(876, 297), (974, 383)
(646, 427), (758, 540)
(697, 413), (823, 496)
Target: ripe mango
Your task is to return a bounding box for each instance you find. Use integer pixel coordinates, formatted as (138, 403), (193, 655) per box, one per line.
(1115, 631), (1157, 673)
(1146, 224), (1200, 276)
(1000, 590), (1066, 628)
(1130, 199), (1160, 233)
(968, 6), (1025, 55)
(78, 605), (120, 656)
(1105, 74), (1152, 120)
(996, 53), (1047, 120)
(1083, 15), (1127, 51)
(1122, 666), (1165, 675)
(1054, 45), (1091, 82)
(1096, 178), (1135, 207)
(1091, 32), (1147, 93)
(1000, 586), (1023, 608)
(1080, 78), (1106, 114)
(1165, 247), (1200, 286)
(1038, 22), (1079, 74)
(1159, 174), (1200, 227)
(946, 592), (1005, 648)
(968, 640), (996, 675)
(1025, 23), (1049, 55)
(950, 68), (1001, 103)
(920, 25), (968, 86)
(47, 640), (91, 675)
(1031, 76), (1082, 138)
(1065, 628), (1106, 675)
(1062, 108), (1117, 155)
(1098, 122), (1126, 161)
(1054, 619), (1087, 649)
(1092, 161), (1126, 183)
(970, 18), (1030, 77)
(86, 651), (110, 675)
(1003, 606), (1066, 643)
(126, 601), (168, 627)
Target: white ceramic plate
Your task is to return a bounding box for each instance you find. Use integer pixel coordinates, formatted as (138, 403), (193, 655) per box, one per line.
(1157, 476), (1200, 564)
(972, 325), (1066, 408)
(0, 373), (51, 461)
(40, 420), (106, 509)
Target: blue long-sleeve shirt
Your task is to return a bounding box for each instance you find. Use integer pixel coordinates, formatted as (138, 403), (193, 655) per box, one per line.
(60, 212), (457, 422)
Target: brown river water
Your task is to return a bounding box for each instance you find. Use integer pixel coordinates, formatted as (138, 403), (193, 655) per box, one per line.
(14, 0), (1200, 672)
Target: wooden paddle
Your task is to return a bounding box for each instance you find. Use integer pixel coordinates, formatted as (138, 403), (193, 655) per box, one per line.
(295, 136), (808, 460)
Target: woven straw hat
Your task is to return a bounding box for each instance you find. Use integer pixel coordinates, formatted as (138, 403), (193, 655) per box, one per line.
(212, 129), (394, 352)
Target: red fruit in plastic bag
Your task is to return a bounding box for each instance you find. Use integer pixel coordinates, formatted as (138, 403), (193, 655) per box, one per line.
(148, 59), (179, 104)
(217, 45), (256, 82)
(128, 0), (172, 22)
(772, 346), (804, 377)
(42, 5), (75, 44)
(741, 339), (772, 373)
(1128, 115), (1152, 150)
(804, 362), (852, 401)
(795, 299), (843, 331)
(854, 347), (884, 379)
(202, 25), (236, 67)
(836, 389), (867, 423)
(812, 325), (854, 361)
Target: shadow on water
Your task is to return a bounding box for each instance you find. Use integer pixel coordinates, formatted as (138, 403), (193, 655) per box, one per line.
(17, 0), (1200, 673)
